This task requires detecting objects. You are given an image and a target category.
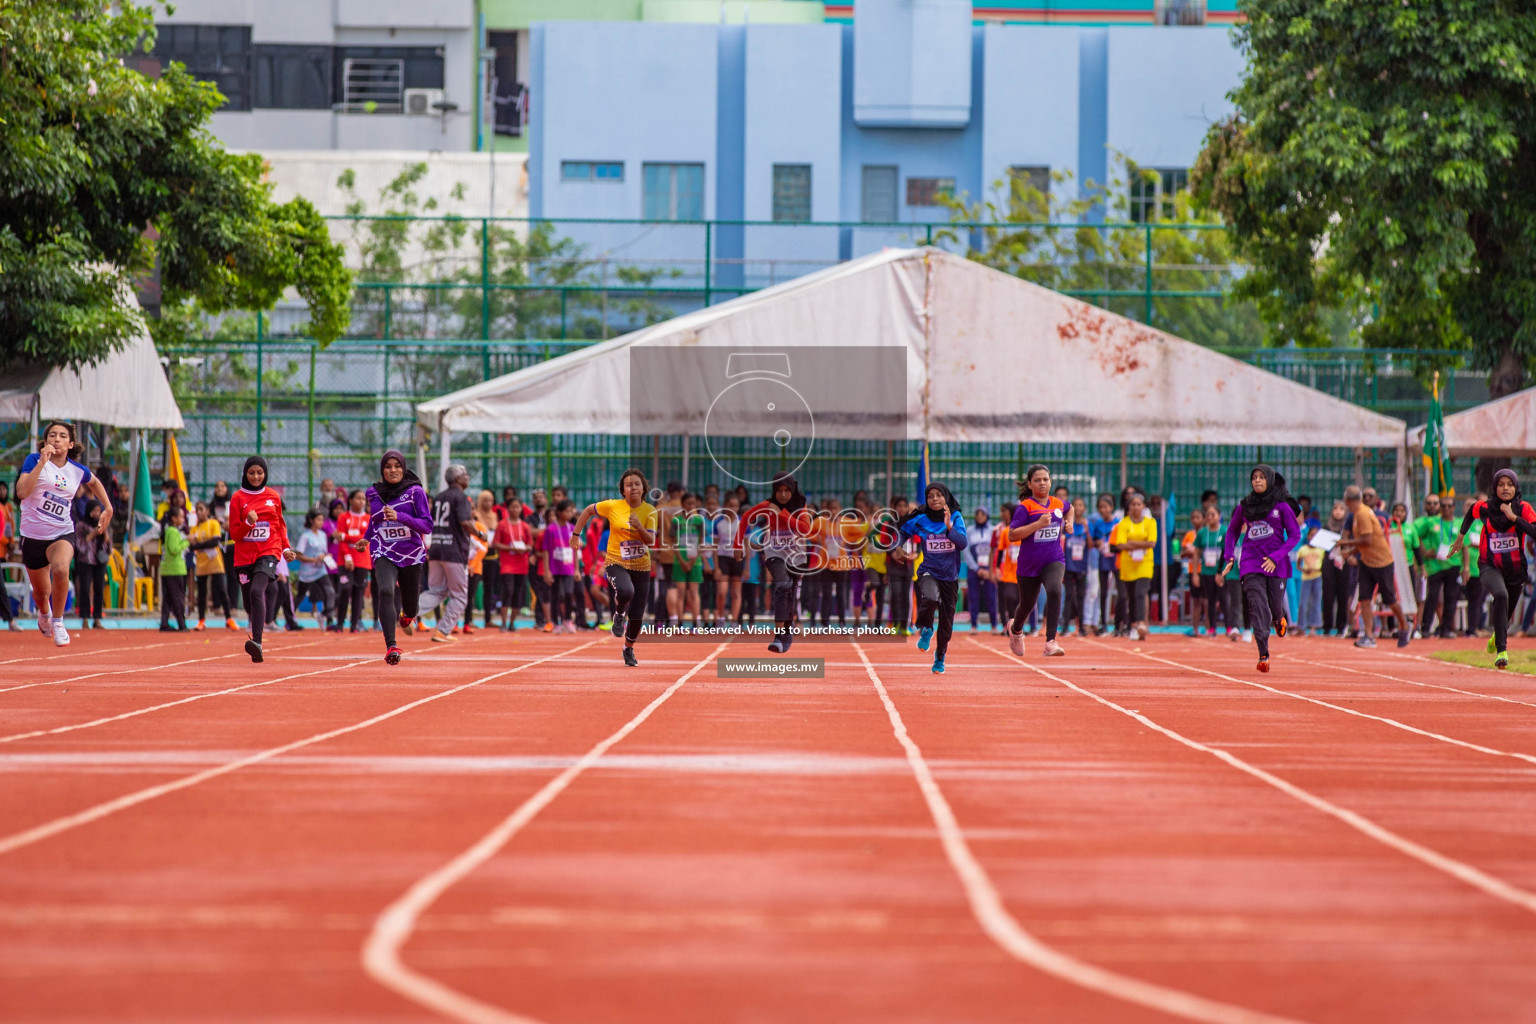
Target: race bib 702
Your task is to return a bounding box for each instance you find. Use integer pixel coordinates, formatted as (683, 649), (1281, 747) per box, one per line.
(246, 522), (271, 542)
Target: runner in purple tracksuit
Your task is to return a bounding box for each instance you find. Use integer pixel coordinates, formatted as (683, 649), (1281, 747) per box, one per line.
(1216, 464), (1301, 671)
(364, 449), (433, 664)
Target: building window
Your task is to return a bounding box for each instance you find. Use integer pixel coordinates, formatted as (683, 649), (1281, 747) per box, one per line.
(151, 24), (252, 111)
(562, 161), (624, 182)
(772, 164), (812, 223)
(1008, 166), (1051, 197)
(253, 45), (332, 109)
(643, 163), (705, 221)
(906, 177), (955, 208)
(333, 46), (445, 113)
(861, 166), (898, 223)
(1129, 166), (1189, 222)
(1155, 0), (1207, 26)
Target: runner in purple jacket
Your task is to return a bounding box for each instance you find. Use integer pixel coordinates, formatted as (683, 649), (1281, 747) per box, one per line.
(363, 449), (433, 664)
(1216, 464), (1301, 672)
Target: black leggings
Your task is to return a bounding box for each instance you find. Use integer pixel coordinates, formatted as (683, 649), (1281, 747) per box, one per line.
(197, 573), (232, 620)
(1013, 561), (1065, 641)
(76, 562), (107, 621)
(1240, 573), (1286, 658)
(1479, 564), (1524, 654)
(335, 568), (371, 629)
(1098, 568), (1116, 629)
(1063, 570), (1086, 627)
(1199, 574), (1228, 631)
(550, 574), (576, 624)
(605, 565), (651, 644)
(916, 574), (959, 660)
(764, 556), (801, 627)
(373, 559), (423, 648)
(238, 560), (277, 643)
(501, 573), (528, 620)
(1118, 576), (1150, 625)
(1421, 567), (1461, 636)
(887, 568), (913, 629)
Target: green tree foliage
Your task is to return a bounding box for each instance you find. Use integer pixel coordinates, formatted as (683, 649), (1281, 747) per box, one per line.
(1193, 0), (1536, 395)
(0, 0), (351, 367)
(336, 163), (680, 342)
(942, 157), (1267, 350)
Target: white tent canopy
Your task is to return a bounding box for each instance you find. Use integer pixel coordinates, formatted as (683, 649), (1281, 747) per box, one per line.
(418, 247), (1405, 451)
(1407, 386), (1536, 458)
(0, 325), (184, 430)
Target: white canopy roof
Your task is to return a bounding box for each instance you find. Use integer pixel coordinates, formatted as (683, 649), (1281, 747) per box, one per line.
(0, 324), (184, 430)
(1407, 386), (1536, 458)
(418, 247), (1405, 448)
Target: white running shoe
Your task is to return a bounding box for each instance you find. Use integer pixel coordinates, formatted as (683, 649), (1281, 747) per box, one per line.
(52, 621), (71, 647)
(1042, 639), (1065, 657)
(1007, 625), (1025, 657)
(1227, 628), (1240, 642)
(38, 612), (52, 636)
(1241, 629), (1253, 644)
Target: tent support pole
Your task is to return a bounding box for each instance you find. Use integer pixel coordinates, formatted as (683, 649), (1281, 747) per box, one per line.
(416, 428), (430, 486)
(1119, 444), (1127, 490)
(651, 435), (660, 491)
(121, 430), (141, 609)
(1158, 442), (1168, 624)
(681, 432), (690, 490)
(885, 441), (894, 504)
(438, 420), (452, 491)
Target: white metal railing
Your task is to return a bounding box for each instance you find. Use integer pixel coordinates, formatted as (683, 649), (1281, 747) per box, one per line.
(337, 58), (404, 113)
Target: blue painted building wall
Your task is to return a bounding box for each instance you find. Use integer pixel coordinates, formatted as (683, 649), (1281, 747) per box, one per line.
(529, 19), (1243, 285)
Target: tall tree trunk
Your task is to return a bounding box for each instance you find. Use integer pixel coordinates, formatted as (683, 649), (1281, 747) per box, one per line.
(1476, 343), (1524, 494)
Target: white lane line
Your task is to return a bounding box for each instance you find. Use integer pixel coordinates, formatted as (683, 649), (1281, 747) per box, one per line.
(0, 657), (394, 746)
(0, 642), (171, 666)
(361, 643), (727, 1024)
(0, 641), (601, 858)
(856, 644), (1309, 1024)
(0, 652), (242, 695)
(1106, 644), (1536, 768)
(970, 640), (1536, 916)
(1282, 655), (1536, 712)
(1384, 648), (1536, 680)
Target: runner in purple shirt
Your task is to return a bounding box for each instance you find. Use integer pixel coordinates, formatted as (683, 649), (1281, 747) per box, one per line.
(363, 449), (433, 664)
(1216, 464), (1301, 673)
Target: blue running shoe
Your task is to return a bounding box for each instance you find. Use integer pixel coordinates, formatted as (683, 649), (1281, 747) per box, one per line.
(917, 626), (933, 652)
(932, 658), (945, 674)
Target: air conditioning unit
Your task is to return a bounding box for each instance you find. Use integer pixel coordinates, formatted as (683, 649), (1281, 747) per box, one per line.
(404, 88), (446, 116)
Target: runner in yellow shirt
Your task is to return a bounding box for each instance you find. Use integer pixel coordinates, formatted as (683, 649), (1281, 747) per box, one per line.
(573, 469), (659, 667)
(1109, 492), (1157, 640)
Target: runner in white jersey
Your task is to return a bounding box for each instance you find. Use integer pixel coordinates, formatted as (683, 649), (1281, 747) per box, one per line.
(16, 422), (113, 646)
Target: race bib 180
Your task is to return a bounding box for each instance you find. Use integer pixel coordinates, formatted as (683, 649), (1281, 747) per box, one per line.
(379, 524), (410, 542)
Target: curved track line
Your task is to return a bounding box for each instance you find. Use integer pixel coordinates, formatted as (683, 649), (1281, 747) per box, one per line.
(1385, 648), (1536, 679)
(971, 640), (1536, 916)
(1110, 644), (1536, 768)
(0, 641), (600, 858)
(856, 644), (1310, 1024)
(1282, 654), (1536, 711)
(361, 643), (727, 1024)
(0, 641), (170, 666)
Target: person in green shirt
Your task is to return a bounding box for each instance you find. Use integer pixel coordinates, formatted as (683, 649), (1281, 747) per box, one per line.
(1416, 493), (1461, 637)
(666, 492), (707, 628)
(1460, 496), (1486, 636)
(159, 506), (190, 632)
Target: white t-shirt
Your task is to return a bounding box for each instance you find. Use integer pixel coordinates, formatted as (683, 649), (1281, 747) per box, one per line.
(20, 453), (91, 541)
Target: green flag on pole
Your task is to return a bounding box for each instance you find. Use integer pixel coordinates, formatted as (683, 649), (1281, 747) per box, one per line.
(1423, 372), (1452, 498)
(132, 443), (157, 542)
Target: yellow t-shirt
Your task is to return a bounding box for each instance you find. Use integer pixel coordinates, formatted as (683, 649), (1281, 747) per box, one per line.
(1111, 514), (1157, 581)
(1298, 545), (1325, 581)
(596, 499), (658, 571)
(189, 519), (225, 576)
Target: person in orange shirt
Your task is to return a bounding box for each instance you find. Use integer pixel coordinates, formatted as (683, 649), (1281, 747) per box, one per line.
(1179, 507), (1205, 635)
(992, 502), (1019, 625)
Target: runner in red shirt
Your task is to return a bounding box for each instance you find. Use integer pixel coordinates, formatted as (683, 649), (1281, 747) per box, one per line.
(493, 513), (533, 632)
(227, 456), (294, 663)
(335, 489), (373, 632)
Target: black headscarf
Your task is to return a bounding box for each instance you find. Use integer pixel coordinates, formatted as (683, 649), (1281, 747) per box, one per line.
(1240, 464), (1299, 521)
(769, 473), (807, 513)
(1488, 469), (1526, 530)
(902, 483), (959, 527)
(373, 449), (423, 503)
(241, 456), (269, 493)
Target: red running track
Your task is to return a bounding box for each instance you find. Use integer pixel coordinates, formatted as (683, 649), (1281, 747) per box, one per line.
(1, 626), (1535, 1023)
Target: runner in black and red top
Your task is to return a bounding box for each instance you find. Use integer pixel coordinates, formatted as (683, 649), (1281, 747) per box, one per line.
(1452, 468), (1536, 668)
(736, 474), (816, 653)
